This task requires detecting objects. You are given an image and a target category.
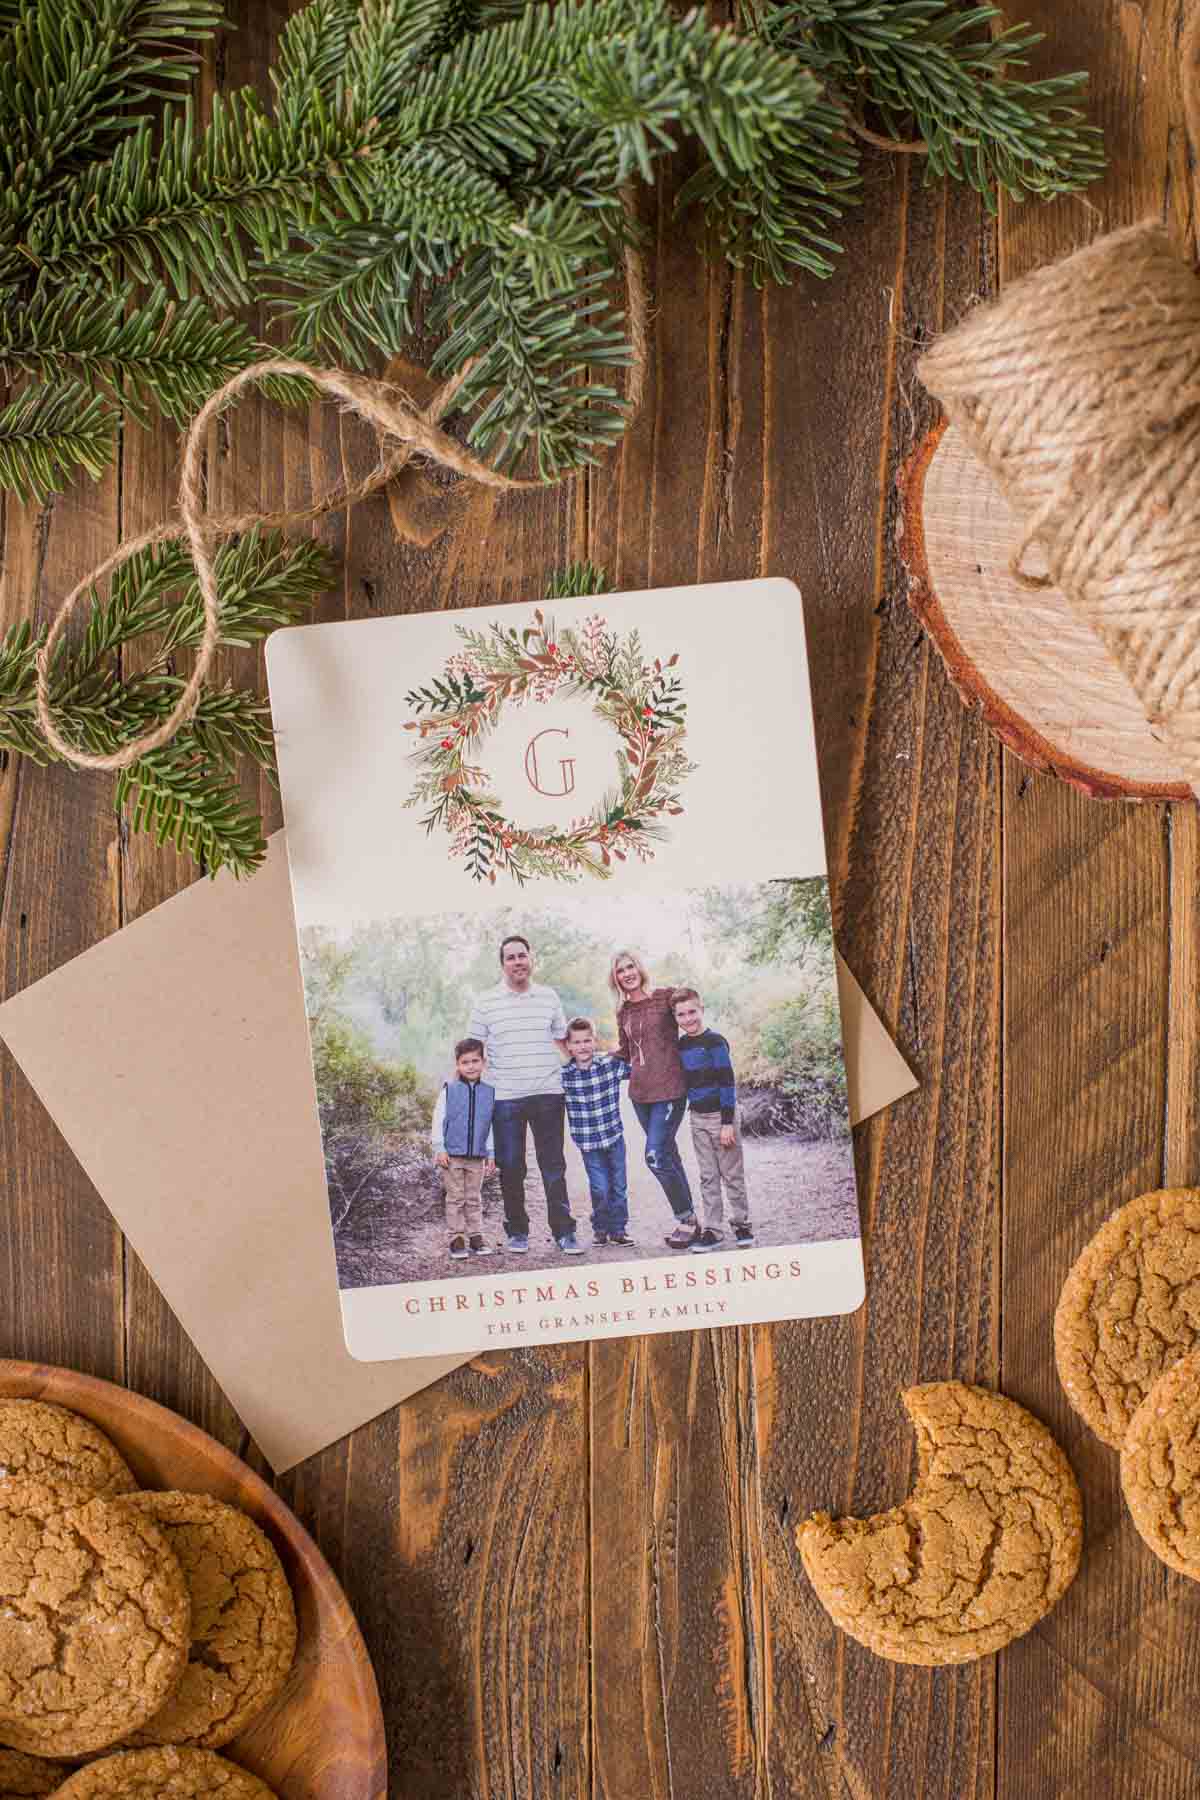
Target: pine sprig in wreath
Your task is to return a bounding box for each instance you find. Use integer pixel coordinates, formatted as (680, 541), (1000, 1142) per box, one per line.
(402, 603), (695, 885)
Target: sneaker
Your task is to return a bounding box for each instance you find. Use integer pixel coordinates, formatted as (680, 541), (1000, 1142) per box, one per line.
(469, 1235), (494, 1255)
(557, 1232), (585, 1255)
(608, 1231), (635, 1247)
(593, 1232), (609, 1248)
(689, 1228), (725, 1254)
(449, 1235), (469, 1260)
(664, 1216), (699, 1250)
(733, 1223), (755, 1244)
(507, 1233), (529, 1253)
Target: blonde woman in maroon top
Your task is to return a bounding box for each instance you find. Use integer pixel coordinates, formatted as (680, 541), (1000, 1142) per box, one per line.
(610, 950), (698, 1248)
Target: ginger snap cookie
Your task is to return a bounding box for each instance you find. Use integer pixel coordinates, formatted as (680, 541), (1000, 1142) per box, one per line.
(0, 1748), (69, 1798)
(0, 1401), (135, 1498)
(0, 1479), (190, 1757)
(117, 1492), (297, 1749)
(53, 1747), (279, 1798)
(797, 1382), (1083, 1665)
(1054, 1187), (1200, 1448)
(1120, 1346), (1200, 1579)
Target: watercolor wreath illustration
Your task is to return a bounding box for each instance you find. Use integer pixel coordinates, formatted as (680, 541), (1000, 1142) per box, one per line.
(402, 608), (696, 885)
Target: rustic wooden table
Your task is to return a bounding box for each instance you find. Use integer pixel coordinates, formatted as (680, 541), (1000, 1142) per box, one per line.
(3, 4), (1198, 1796)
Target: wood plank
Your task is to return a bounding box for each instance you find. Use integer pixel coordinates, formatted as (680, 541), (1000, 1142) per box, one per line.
(998, 5), (1200, 1797)
(776, 161), (1000, 1800)
(0, 471), (124, 1377)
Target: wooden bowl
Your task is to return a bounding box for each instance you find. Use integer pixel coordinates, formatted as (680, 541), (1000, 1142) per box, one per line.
(0, 1360), (386, 1800)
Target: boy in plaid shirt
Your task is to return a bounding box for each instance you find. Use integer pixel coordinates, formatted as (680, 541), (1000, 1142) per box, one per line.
(560, 1018), (633, 1247)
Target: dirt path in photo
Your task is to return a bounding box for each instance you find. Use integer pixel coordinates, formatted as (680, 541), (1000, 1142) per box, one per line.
(365, 1092), (859, 1286)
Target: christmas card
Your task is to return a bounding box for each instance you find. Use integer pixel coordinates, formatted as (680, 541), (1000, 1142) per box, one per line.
(266, 578), (870, 1359)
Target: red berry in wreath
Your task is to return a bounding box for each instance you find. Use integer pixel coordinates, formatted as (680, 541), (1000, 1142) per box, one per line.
(441, 738), (454, 749)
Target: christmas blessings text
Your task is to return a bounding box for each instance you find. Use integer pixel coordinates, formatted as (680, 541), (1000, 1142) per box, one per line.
(398, 1260), (808, 1335)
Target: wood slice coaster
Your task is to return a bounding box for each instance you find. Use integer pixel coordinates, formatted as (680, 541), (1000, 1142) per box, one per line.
(898, 419), (1193, 803)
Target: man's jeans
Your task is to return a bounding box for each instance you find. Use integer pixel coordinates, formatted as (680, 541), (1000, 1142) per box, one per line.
(492, 1094), (574, 1240)
(632, 1097), (694, 1218)
(578, 1138), (629, 1236)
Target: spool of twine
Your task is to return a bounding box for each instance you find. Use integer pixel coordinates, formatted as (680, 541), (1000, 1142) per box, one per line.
(33, 230), (648, 774)
(918, 222), (1200, 787)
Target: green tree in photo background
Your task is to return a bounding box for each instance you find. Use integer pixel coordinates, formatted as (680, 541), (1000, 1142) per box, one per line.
(301, 925), (438, 1242)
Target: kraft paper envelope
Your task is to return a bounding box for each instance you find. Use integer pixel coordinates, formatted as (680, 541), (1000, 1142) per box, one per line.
(0, 834), (914, 1472)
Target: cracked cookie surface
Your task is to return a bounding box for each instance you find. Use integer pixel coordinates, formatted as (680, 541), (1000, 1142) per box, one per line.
(797, 1383), (1083, 1665)
(1120, 1346), (1200, 1579)
(0, 1747), (68, 1798)
(0, 1403), (135, 1499)
(0, 1480), (190, 1757)
(53, 1747), (278, 1797)
(1055, 1187), (1200, 1448)
(117, 1492), (297, 1750)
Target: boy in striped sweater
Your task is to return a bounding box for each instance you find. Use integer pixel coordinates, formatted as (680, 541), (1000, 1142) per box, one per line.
(672, 989), (753, 1253)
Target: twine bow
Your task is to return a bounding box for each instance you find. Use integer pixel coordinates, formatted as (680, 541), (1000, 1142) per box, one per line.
(34, 235), (648, 772)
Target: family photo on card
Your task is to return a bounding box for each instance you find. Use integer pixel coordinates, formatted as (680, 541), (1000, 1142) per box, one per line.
(303, 882), (856, 1284)
(267, 579), (867, 1357)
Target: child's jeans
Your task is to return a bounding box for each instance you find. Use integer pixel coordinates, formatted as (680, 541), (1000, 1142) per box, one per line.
(688, 1113), (748, 1229)
(442, 1156), (486, 1237)
(577, 1137), (629, 1235)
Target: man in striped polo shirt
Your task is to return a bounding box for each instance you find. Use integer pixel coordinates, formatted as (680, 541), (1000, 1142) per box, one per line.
(466, 934), (583, 1255)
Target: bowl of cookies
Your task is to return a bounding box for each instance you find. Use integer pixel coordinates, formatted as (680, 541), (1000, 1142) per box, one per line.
(0, 1360), (386, 1799)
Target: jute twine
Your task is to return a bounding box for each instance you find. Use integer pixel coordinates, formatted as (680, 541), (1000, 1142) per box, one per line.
(918, 76), (1200, 786)
(33, 230), (649, 772)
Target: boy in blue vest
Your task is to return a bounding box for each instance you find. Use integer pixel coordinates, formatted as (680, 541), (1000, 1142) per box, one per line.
(432, 1037), (497, 1260)
(672, 988), (753, 1252)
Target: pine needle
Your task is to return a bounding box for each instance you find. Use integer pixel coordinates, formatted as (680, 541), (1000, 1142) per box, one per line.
(0, 380), (115, 502)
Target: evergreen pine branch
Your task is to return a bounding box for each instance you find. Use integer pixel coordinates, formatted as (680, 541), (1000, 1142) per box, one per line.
(344, 0), (456, 117)
(116, 742), (269, 876)
(0, 379), (116, 502)
(427, 239), (630, 477)
(383, 0), (657, 169)
(272, 229), (422, 364)
(182, 684), (277, 770)
(0, 281), (261, 425)
(265, 148), (504, 361)
(677, 94), (859, 284)
(773, 0), (1103, 206)
(0, 0), (221, 245)
(60, 530), (334, 701)
(543, 560), (610, 598)
(21, 0), (659, 302)
(273, 0), (358, 120)
(0, 532), (332, 760)
(0, 619), (44, 760)
(21, 91), (380, 304)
